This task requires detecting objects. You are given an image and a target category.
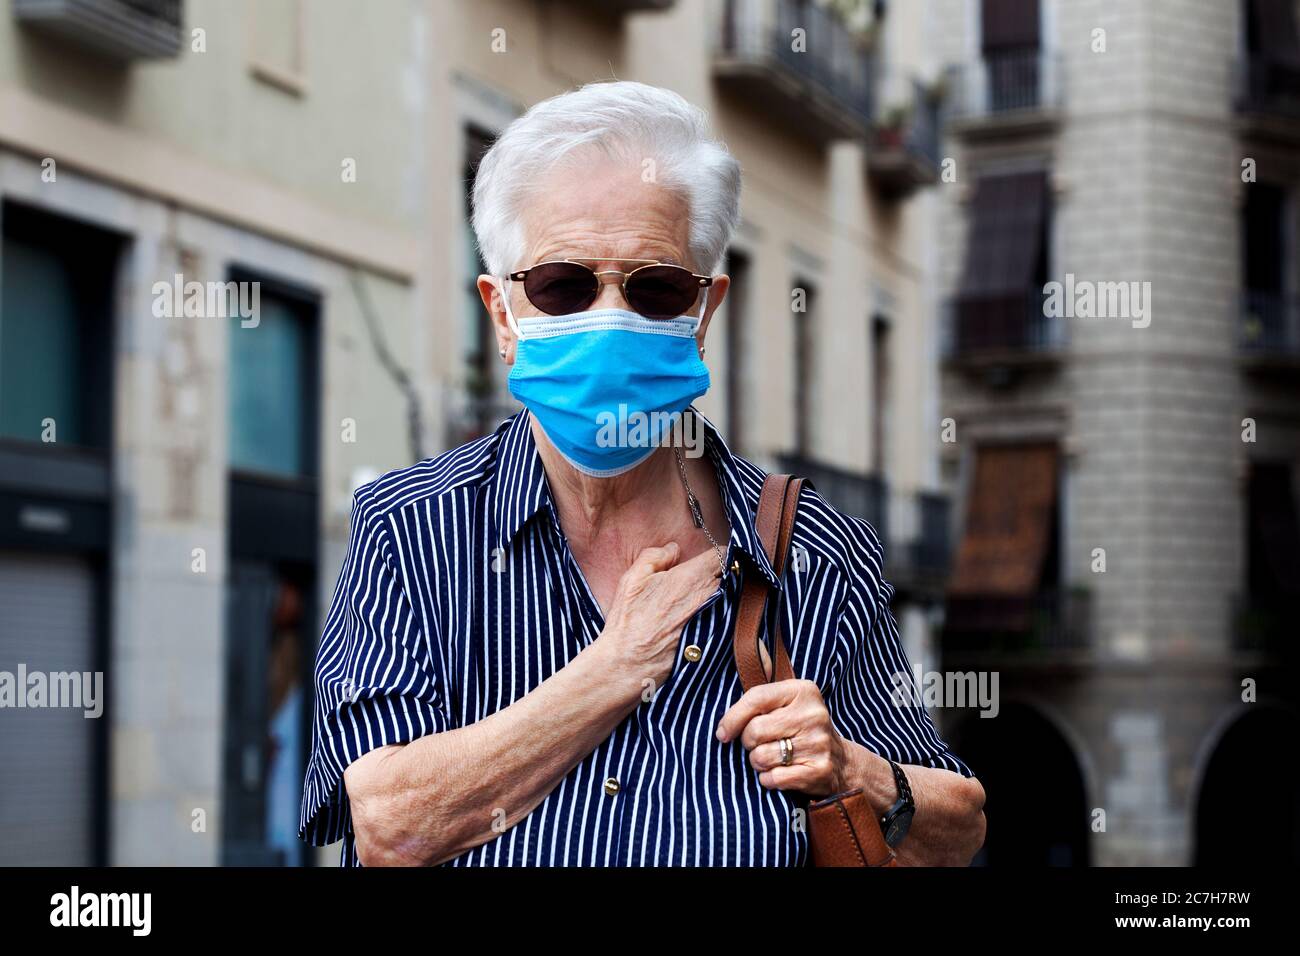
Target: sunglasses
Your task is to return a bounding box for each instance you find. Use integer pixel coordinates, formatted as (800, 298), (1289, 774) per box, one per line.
(507, 258), (713, 320)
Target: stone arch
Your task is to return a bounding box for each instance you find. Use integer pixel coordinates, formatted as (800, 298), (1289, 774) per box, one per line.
(949, 698), (1090, 866)
(1193, 703), (1300, 866)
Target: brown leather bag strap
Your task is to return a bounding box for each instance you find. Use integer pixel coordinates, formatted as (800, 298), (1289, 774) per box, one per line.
(733, 474), (803, 693)
(732, 474), (900, 869)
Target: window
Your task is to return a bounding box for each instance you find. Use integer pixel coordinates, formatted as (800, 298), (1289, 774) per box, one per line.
(980, 0), (1041, 112)
(792, 277), (817, 457)
(1243, 461), (1300, 650)
(461, 125), (506, 440)
(222, 558), (315, 866)
(228, 286), (316, 478)
(1243, 182), (1286, 296)
(871, 314), (892, 474)
(954, 170), (1052, 353)
(1241, 183), (1291, 351)
(724, 248), (751, 453)
(224, 272), (319, 866)
(0, 203), (117, 450)
(946, 443), (1067, 642)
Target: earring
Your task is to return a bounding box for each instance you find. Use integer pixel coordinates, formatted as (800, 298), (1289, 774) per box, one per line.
(499, 347), (507, 358)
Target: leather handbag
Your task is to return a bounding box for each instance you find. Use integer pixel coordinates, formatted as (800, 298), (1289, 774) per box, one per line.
(732, 473), (899, 868)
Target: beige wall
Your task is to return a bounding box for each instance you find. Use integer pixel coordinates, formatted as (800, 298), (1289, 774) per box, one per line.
(0, 0), (427, 277)
(0, 0), (431, 864)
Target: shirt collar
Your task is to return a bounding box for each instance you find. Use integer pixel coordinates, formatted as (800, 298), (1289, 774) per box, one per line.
(696, 409), (782, 590)
(491, 409), (552, 552)
(491, 407), (782, 591)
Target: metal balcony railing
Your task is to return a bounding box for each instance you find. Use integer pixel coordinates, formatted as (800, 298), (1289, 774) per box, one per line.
(14, 0), (182, 59)
(776, 454), (887, 545)
(869, 76), (941, 195)
(1234, 53), (1300, 120)
(942, 289), (1065, 361)
(1232, 594), (1296, 658)
(1240, 291), (1300, 357)
(945, 49), (1063, 125)
(773, 456), (952, 597)
(570, 0), (676, 11)
(716, 0), (874, 140)
(881, 488), (952, 596)
(905, 491), (951, 578)
(943, 588), (1092, 655)
(903, 81), (941, 169)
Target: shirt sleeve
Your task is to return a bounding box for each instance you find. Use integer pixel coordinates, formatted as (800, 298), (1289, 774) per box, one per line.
(825, 514), (974, 778)
(299, 487), (452, 846)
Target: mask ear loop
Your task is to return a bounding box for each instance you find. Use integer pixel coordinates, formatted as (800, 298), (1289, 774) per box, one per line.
(692, 285), (710, 348)
(499, 276), (523, 339)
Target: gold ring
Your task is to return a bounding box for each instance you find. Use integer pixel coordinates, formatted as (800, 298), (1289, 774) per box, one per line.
(780, 737), (794, 766)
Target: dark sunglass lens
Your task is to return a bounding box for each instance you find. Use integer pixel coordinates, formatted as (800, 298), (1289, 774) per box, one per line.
(524, 262), (598, 315)
(626, 266), (700, 319)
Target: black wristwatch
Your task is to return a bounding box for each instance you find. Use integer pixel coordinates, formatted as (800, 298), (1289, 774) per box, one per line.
(879, 760), (915, 848)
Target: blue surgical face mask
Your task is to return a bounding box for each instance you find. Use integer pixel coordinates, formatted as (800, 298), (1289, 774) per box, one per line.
(501, 280), (711, 477)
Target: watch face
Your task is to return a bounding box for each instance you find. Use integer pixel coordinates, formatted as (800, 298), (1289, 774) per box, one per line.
(884, 807), (915, 848)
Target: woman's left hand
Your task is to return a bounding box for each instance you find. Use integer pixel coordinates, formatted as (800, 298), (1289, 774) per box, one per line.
(715, 679), (851, 797)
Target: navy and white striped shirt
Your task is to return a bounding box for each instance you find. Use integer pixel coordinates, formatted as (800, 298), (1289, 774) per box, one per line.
(300, 408), (972, 866)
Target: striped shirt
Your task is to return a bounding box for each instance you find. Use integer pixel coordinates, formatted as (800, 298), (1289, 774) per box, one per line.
(300, 409), (972, 866)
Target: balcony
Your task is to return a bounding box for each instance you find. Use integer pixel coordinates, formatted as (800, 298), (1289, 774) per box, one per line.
(1234, 53), (1300, 144)
(944, 49), (1063, 138)
(13, 0), (182, 60)
(942, 588), (1093, 660)
(777, 454), (886, 541)
(942, 290), (1065, 370)
(714, 0), (873, 143)
(1232, 596), (1295, 661)
(868, 76), (941, 198)
(570, 0), (676, 12)
(1239, 291), (1300, 371)
(775, 454), (952, 600)
(886, 490), (952, 598)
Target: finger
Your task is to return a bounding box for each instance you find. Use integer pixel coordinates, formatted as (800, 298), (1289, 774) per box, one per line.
(715, 683), (796, 743)
(748, 738), (806, 774)
(633, 542), (680, 576)
(666, 546), (723, 581)
(740, 709), (806, 751)
(755, 765), (813, 792)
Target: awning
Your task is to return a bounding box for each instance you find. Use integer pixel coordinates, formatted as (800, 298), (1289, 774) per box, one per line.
(981, 0), (1040, 53)
(954, 170), (1049, 351)
(948, 443), (1059, 598)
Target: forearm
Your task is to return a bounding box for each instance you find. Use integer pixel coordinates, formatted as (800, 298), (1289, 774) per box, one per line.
(842, 740), (986, 867)
(346, 638), (644, 866)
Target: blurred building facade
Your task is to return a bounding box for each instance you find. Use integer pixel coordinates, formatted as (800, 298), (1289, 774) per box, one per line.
(0, 0), (956, 865)
(934, 0), (1300, 866)
(0, 0), (436, 865)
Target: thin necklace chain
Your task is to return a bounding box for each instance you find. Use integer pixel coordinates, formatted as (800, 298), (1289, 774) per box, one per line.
(674, 444), (727, 576)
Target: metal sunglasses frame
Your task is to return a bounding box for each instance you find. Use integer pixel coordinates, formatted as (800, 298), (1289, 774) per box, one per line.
(505, 257), (714, 317)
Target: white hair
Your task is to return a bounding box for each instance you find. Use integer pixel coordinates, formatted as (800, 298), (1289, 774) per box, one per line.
(471, 80), (742, 276)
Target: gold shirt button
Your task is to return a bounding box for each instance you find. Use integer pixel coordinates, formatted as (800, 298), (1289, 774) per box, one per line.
(730, 559), (741, 576)
(603, 777), (620, 797)
(684, 644), (703, 662)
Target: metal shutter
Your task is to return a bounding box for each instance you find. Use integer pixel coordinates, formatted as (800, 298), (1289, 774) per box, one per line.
(0, 550), (97, 864)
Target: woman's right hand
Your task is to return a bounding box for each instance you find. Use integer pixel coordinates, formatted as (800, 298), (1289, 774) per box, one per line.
(597, 542), (723, 691)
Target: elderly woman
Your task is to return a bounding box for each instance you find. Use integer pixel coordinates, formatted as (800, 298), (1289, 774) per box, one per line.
(300, 81), (985, 867)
